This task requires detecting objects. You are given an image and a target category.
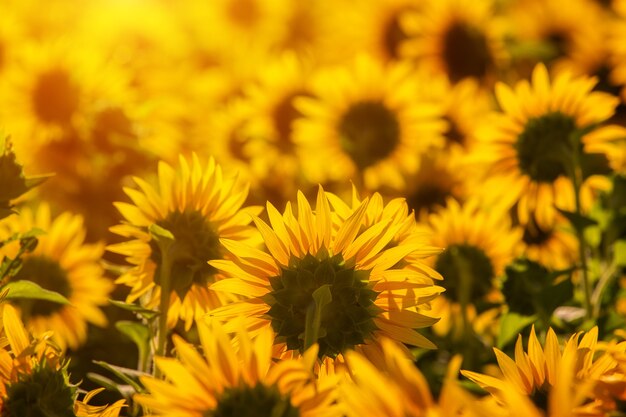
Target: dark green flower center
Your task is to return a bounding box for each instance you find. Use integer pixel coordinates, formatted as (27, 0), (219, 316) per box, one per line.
(272, 91), (309, 152)
(12, 256), (72, 318)
(2, 363), (76, 417)
(32, 68), (80, 124)
(266, 252), (380, 359)
(444, 116), (465, 146)
(522, 217), (553, 246)
(149, 210), (221, 299)
(434, 244), (494, 304)
(530, 386), (549, 411)
(407, 183), (452, 214)
(546, 31), (570, 59)
(442, 22), (492, 82)
(515, 112), (578, 183)
(338, 101), (401, 170)
(207, 382), (299, 417)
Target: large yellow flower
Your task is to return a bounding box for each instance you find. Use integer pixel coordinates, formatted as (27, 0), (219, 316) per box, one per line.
(209, 186), (443, 365)
(108, 154), (261, 330)
(473, 63), (621, 228)
(294, 54), (445, 192)
(401, 0), (507, 85)
(0, 304), (125, 417)
(135, 320), (340, 417)
(424, 198), (522, 338)
(341, 338), (499, 417)
(0, 204), (112, 351)
(462, 326), (618, 416)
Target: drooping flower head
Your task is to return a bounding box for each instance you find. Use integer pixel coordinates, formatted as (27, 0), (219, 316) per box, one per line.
(108, 154), (261, 329)
(210, 186), (443, 365)
(135, 320), (340, 417)
(0, 204), (112, 351)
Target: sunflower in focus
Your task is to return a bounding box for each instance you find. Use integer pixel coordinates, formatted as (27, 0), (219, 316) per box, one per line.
(209, 186), (443, 365)
(462, 326), (617, 416)
(0, 304), (125, 417)
(424, 198), (522, 338)
(295, 55), (445, 192)
(135, 320), (340, 417)
(0, 204), (112, 351)
(108, 154), (261, 330)
(401, 0), (506, 85)
(341, 338), (498, 417)
(474, 63), (621, 228)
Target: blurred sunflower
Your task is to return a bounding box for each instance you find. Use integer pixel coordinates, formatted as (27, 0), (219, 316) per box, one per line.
(0, 204), (112, 351)
(234, 52), (315, 207)
(325, 0), (420, 63)
(401, 0), (506, 85)
(341, 338), (499, 417)
(424, 198), (522, 338)
(0, 304), (125, 417)
(108, 154), (261, 330)
(462, 326), (616, 416)
(517, 213), (579, 270)
(610, 0), (626, 100)
(474, 63), (621, 228)
(509, 0), (610, 78)
(295, 55), (445, 192)
(402, 154), (468, 219)
(0, 40), (129, 147)
(135, 320), (340, 417)
(209, 186), (443, 364)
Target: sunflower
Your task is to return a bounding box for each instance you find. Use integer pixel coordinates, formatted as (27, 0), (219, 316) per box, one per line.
(400, 0), (507, 85)
(424, 198), (522, 338)
(209, 186), (443, 365)
(341, 338), (499, 417)
(322, 0), (420, 63)
(517, 212), (579, 270)
(0, 39), (130, 148)
(473, 63), (621, 228)
(0, 204), (112, 351)
(508, 0), (610, 78)
(134, 319), (340, 417)
(232, 52), (316, 207)
(461, 326), (616, 416)
(108, 154), (262, 330)
(294, 54), (446, 192)
(0, 304), (125, 417)
(610, 1), (626, 100)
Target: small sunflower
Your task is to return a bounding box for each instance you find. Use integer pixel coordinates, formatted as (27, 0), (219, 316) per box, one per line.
(509, 0), (610, 78)
(108, 154), (261, 330)
(473, 63), (621, 228)
(424, 198), (522, 337)
(517, 212), (579, 270)
(0, 204), (112, 351)
(209, 186), (443, 365)
(462, 326), (615, 416)
(401, 0), (507, 85)
(0, 39), (129, 147)
(135, 320), (340, 417)
(294, 54), (445, 192)
(0, 304), (125, 417)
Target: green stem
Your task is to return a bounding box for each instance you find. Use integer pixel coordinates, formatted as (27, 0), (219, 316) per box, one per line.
(571, 159), (593, 321)
(154, 247), (173, 378)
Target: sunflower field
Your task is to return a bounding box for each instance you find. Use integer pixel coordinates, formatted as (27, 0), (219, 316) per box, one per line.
(1, 0), (626, 415)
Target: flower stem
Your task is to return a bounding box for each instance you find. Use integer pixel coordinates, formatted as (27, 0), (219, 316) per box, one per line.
(154, 252), (172, 378)
(571, 158), (593, 321)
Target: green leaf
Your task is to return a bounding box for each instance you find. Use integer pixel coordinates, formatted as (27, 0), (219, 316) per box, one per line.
(148, 224), (175, 242)
(92, 361), (147, 393)
(116, 321), (151, 373)
(2, 280), (70, 305)
(614, 240), (626, 267)
(109, 299), (159, 320)
(303, 284), (332, 350)
(86, 373), (136, 399)
(497, 312), (537, 349)
(556, 208), (598, 233)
